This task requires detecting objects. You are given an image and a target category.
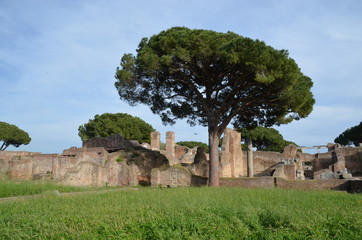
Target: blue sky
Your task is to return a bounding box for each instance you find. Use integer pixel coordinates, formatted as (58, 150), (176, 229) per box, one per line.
(1, 0), (361, 153)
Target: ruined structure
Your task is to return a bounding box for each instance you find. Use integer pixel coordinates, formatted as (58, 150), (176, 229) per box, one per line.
(149, 128), (245, 185)
(1, 130), (361, 189)
(0, 136), (170, 187)
(312, 143), (360, 180)
(220, 128), (245, 177)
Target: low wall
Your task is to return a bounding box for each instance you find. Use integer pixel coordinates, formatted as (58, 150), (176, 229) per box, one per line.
(220, 177), (352, 192)
(220, 177), (275, 188)
(275, 178), (349, 191)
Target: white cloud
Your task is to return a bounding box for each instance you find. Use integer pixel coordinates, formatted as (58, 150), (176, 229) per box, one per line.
(276, 104), (362, 147)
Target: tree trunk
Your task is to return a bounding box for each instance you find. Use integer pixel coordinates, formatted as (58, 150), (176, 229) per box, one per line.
(246, 138), (254, 177)
(208, 130), (220, 186)
(0, 141), (8, 151)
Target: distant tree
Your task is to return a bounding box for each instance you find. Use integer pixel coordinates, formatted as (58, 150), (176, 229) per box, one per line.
(334, 121), (362, 146)
(239, 126), (297, 152)
(115, 27), (314, 186)
(177, 141), (209, 153)
(0, 121), (31, 151)
(78, 113), (155, 143)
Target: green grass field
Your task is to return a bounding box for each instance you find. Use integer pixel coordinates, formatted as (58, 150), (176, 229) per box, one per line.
(0, 182), (361, 239)
(0, 180), (109, 198)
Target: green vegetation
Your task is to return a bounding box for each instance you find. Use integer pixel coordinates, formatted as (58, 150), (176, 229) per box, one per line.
(239, 126), (298, 152)
(78, 113), (155, 143)
(115, 27), (315, 186)
(335, 121), (362, 146)
(1, 187), (361, 239)
(0, 180), (99, 198)
(177, 141), (209, 153)
(160, 142), (166, 150)
(115, 154), (124, 162)
(0, 121), (31, 151)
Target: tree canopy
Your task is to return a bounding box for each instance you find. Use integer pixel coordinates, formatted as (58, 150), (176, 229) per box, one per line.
(0, 121), (31, 151)
(115, 27), (314, 186)
(78, 113), (155, 143)
(177, 141), (209, 153)
(334, 121), (362, 146)
(239, 126), (297, 152)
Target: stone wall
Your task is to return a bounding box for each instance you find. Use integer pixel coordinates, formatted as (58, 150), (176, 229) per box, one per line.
(313, 145), (362, 179)
(343, 147), (362, 174)
(313, 152), (334, 172)
(0, 137), (169, 187)
(251, 145), (311, 180)
(2, 131), (362, 188)
(252, 151), (283, 176)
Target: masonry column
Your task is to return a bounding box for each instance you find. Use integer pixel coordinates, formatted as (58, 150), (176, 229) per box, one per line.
(246, 138), (254, 177)
(150, 131), (160, 150)
(220, 128), (244, 178)
(166, 131), (175, 158)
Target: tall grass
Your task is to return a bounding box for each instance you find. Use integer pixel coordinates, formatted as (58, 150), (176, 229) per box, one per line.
(0, 180), (106, 198)
(0, 187), (361, 239)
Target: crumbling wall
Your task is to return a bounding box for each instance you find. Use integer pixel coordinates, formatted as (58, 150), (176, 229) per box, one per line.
(343, 147), (362, 174)
(181, 147), (209, 177)
(0, 136), (170, 187)
(313, 152), (335, 172)
(313, 144), (362, 179)
(252, 151), (283, 176)
(2, 131), (362, 188)
(252, 145), (311, 180)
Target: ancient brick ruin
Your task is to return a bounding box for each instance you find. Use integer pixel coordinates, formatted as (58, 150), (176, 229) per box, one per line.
(0, 129), (362, 190)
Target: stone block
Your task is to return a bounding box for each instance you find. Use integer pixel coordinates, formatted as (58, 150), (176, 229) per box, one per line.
(151, 165), (192, 187)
